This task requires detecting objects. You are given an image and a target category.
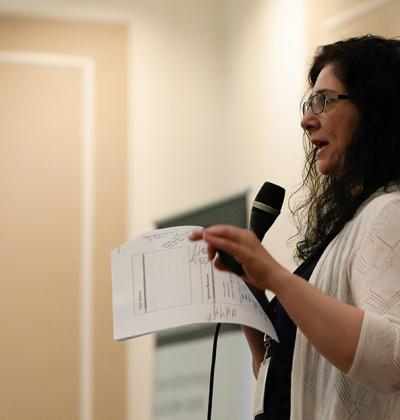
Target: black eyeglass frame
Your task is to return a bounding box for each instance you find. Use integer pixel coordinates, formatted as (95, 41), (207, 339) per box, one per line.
(301, 93), (351, 116)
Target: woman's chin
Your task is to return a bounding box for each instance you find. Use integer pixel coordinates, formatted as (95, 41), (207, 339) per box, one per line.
(316, 160), (340, 177)
(316, 161), (330, 176)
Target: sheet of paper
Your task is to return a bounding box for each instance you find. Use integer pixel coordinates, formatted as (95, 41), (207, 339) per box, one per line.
(111, 226), (277, 341)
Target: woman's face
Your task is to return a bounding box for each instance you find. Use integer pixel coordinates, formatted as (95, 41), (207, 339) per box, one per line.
(301, 63), (360, 176)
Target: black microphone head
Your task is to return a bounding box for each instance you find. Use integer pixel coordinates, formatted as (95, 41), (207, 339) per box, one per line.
(254, 182), (285, 211)
(250, 182), (285, 241)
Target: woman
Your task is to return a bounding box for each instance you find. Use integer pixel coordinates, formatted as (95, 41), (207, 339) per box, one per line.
(190, 35), (400, 419)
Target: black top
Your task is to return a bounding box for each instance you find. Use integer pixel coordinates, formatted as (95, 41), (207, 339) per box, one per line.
(255, 240), (331, 420)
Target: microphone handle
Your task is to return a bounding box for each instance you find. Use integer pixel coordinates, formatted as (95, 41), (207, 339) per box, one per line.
(217, 250), (244, 276)
(216, 211), (277, 276)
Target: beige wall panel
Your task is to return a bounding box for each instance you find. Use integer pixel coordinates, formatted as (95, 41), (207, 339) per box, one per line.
(324, 0), (400, 42)
(305, 0), (397, 52)
(0, 63), (80, 419)
(307, 0), (364, 53)
(0, 16), (127, 420)
(307, 0), (399, 63)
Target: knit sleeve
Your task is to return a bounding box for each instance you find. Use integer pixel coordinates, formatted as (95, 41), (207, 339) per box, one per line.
(347, 198), (400, 393)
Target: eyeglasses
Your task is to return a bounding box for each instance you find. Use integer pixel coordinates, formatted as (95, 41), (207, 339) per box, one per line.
(301, 92), (351, 116)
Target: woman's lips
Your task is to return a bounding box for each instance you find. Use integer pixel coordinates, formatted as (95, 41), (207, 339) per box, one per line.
(312, 140), (329, 158)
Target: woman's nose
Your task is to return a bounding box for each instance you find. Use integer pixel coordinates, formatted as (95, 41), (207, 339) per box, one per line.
(300, 108), (319, 133)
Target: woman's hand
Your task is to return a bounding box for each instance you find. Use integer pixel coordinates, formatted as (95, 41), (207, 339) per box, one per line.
(189, 224), (364, 374)
(189, 224), (290, 293)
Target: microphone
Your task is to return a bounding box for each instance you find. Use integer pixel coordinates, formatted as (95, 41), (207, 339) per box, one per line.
(217, 182), (285, 276)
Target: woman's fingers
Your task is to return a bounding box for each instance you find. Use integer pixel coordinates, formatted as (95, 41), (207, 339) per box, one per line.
(187, 228), (218, 261)
(203, 225), (258, 263)
(189, 225), (246, 243)
(203, 231), (241, 260)
(189, 224), (273, 290)
(188, 229), (204, 241)
(188, 224), (288, 293)
(189, 224), (257, 265)
(203, 224), (248, 243)
(206, 242), (217, 261)
(213, 256), (230, 272)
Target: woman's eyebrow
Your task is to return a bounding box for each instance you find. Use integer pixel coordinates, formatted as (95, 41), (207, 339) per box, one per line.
(313, 88), (338, 95)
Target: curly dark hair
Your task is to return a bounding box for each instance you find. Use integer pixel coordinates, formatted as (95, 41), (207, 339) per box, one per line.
(293, 35), (400, 261)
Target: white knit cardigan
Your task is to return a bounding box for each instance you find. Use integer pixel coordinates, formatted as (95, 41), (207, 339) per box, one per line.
(291, 186), (400, 420)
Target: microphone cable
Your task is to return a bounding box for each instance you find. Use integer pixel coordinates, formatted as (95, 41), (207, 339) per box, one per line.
(207, 322), (221, 420)
(205, 181), (284, 420)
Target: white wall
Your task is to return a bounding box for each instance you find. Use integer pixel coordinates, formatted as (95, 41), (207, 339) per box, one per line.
(128, 0), (307, 264)
(127, 1), (307, 419)
(127, 3), (225, 418)
(128, 0), (227, 235)
(220, 0), (307, 269)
